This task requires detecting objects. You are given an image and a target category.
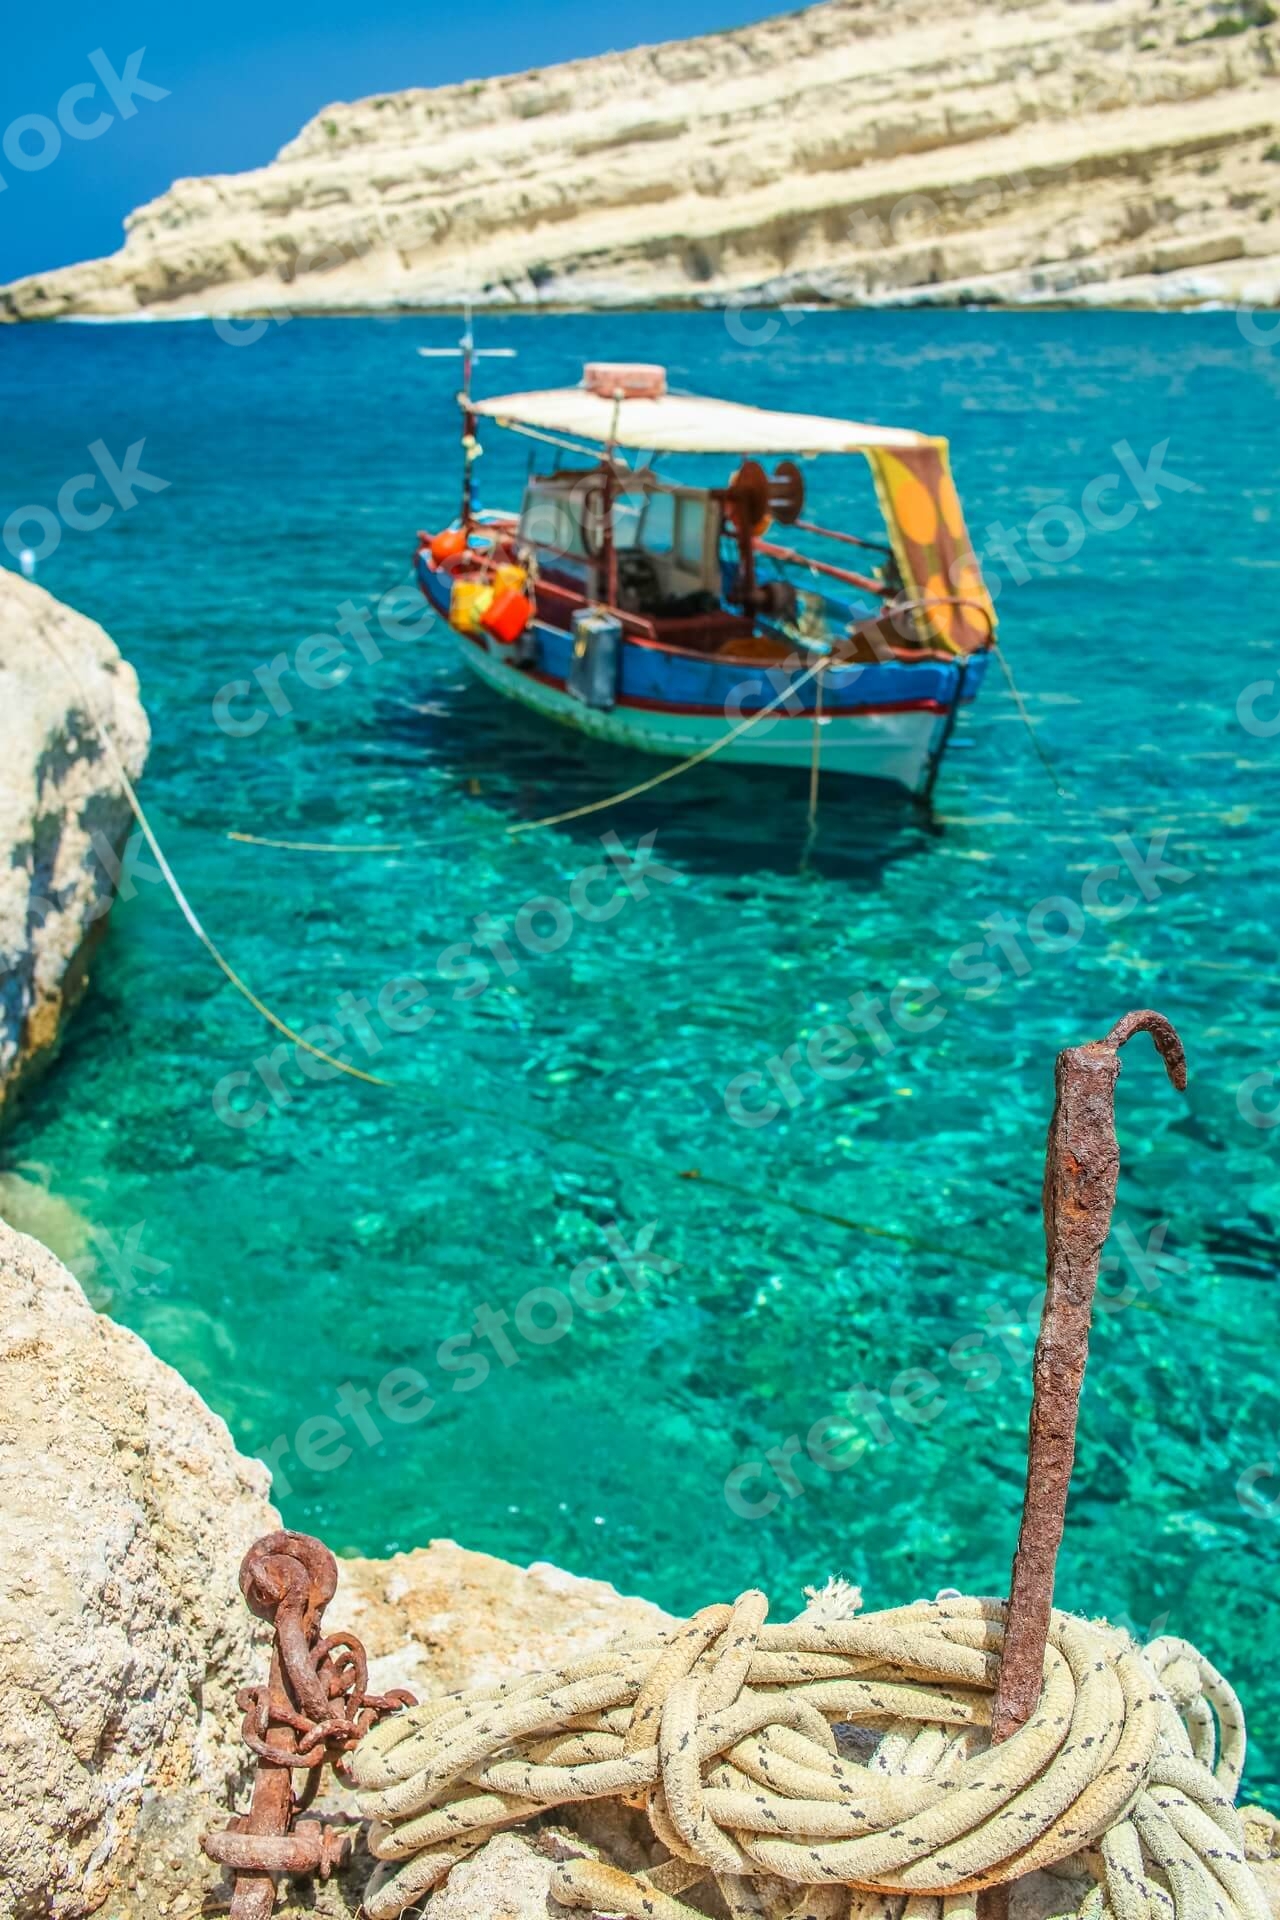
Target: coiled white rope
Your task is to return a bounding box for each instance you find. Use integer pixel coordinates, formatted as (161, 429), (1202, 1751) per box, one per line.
(351, 1590), (1275, 1920)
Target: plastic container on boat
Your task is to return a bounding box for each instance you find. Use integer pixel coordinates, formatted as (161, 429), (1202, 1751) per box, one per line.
(482, 588), (534, 645)
(449, 578), (494, 633)
(567, 609), (622, 709)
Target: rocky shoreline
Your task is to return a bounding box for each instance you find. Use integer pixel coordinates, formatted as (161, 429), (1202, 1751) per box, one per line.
(0, 1217), (673, 1920)
(3, 0), (1278, 323)
(0, 574), (672, 1918)
(7, 1209), (1280, 1920)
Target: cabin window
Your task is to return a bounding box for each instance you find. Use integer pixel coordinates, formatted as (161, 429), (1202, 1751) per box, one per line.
(674, 497), (706, 572)
(520, 489), (587, 560)
(622, 490), (674, 554)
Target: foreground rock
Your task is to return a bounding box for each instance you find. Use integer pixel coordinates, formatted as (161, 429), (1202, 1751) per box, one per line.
(2, 0), (1277, 321)
(338, 1535), (670, 1700)
(0, 570), (149, 1120)
(0, 1219), (275, 1920)
(0, 1216), (671, 1920)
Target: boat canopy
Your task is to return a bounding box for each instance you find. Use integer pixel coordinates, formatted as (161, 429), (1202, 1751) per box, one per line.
(470, 385), (933, 457)
(467, 369), (994, 655)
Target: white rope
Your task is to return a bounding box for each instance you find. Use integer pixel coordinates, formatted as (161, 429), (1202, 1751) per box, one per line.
(351, 1591), (1273, 1920)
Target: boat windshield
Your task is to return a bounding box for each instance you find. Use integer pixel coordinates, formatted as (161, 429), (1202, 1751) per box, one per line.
(520, 474), (718, 599)
(615, 489), (708, 570)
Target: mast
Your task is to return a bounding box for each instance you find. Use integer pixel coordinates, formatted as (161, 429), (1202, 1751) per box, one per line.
(600, 389), (622, 611)
(460, 298), (477, 531)
(414, 299), (515, 528)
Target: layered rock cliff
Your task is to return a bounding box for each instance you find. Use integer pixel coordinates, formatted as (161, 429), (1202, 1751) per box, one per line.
(3, 0), (1278, 322)
(0, 570), (149, 1119)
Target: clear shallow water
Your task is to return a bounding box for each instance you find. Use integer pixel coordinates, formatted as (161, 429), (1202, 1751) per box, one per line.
(3, 312), (1279, 1794)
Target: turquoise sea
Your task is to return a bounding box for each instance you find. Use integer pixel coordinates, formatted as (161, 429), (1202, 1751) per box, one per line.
(2, 311), (1279, 1794)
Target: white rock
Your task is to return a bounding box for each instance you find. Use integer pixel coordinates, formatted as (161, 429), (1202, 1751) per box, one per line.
(0, 1218), (677, 1920)
(418, 1832), (576, 1919)
(0, 570), (149, 1117)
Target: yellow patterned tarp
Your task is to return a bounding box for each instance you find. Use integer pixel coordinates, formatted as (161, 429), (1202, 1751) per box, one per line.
(865, 442), (996, 654)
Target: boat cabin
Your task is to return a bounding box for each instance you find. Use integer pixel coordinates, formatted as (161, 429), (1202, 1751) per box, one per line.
(425, 360), (996, 668)
(518, 470), (723, 620)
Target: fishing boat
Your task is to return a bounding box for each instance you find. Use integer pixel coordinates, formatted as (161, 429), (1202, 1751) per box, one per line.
(415, 358), (996, 798)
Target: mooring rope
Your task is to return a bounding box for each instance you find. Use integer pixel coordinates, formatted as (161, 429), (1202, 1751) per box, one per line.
(990, 640), (1071, 804)
(225, 609), (1003, 854)
(351, 1589), (1272, 1920)
(31, 612), (394, 1090)
(32, 606), (1253, 1341)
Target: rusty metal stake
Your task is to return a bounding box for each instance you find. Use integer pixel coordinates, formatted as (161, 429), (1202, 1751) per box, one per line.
(974, 1014), (1186, 1920)
(990, 1009), (1187, 1743)
(202, 1530), (415, 1920)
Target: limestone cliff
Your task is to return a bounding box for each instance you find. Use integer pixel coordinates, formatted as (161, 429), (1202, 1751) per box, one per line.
(0, 570), (149, 1119)
(3, 0), (1278, 322)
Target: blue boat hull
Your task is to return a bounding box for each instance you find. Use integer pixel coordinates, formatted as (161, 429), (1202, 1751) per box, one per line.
(415, 549), (988, 792)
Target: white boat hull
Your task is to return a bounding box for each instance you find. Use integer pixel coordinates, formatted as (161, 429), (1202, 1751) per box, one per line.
(457, 630), (947, 792)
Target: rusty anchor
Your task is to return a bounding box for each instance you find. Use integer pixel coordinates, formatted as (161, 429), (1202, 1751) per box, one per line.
(201, 1529), (415, 1920)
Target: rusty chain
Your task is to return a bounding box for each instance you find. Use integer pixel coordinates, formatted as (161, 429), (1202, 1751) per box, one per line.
(202, 1529), (415, 1920)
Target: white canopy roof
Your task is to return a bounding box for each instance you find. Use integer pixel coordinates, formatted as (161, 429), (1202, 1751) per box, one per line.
(470, 385), (932, 456)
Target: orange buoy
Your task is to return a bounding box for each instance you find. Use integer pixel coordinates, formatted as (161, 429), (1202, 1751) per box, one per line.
(430, 528), (469, 564)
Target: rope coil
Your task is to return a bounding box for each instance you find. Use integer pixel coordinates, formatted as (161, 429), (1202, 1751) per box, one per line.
(351, 1591), (1270, 1920)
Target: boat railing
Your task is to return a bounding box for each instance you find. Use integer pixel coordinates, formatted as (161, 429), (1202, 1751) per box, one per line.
(753, 537), (887, 599)
(844, 596), (996, 661)
(792, 518), (892, 558)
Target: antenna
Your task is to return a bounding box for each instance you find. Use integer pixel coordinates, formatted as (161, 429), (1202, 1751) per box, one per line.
(414, 302), (515, 529)
(416, 299), (516, 364)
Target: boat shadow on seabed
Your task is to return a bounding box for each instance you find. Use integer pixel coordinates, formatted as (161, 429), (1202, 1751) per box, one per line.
(375, 672), (945, 887)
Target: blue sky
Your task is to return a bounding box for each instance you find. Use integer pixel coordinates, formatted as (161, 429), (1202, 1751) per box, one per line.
(1, 0), (788, 283)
